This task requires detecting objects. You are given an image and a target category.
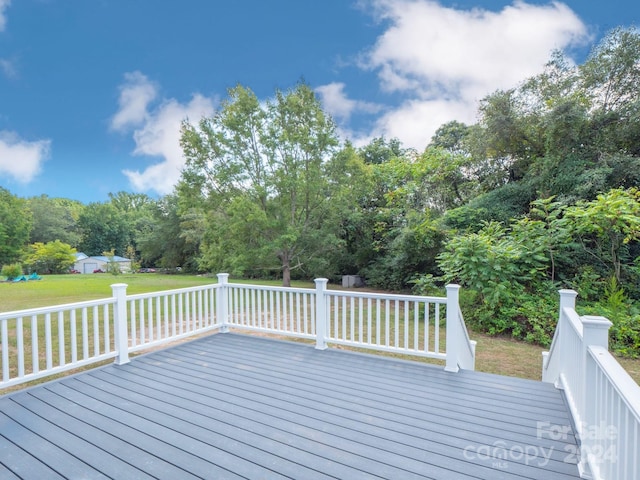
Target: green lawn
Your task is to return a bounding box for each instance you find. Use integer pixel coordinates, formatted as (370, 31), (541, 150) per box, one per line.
(0, 274), (316, 313)
(0, 273), (218, 312)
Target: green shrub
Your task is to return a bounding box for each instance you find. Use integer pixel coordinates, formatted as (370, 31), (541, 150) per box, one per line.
(460, 284), (558, 347)
(105, 259), (122, 276)
(610, 313), (640, 358)
(1, 263), (23, 280)
(580, 277), (640, 357)
(437, 219), (559, 345)
(581, 303), (640, 358)
(438, 221), (547, 305)
(409, 273), (440, 296)
(24, 240), (76, 274)
(568, 266), (604, 301)
(102, 249), (122, 276)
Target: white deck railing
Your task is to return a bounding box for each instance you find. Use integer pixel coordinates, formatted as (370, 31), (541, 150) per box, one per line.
(542, 289), (640, 480)
(224, 281), (317, 339)
(0, 274), (475, 389)
(123, 283), (221, 354)
(223, 278), (476, 369)
(0, 297), (119, 388)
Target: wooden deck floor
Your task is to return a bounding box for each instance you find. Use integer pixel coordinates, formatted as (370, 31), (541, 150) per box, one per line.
(0, 333), (581, 479)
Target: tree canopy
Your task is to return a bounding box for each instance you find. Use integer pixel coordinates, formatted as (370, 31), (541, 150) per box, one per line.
(0, 187), (32, 266)
(179, 82), (348, 285)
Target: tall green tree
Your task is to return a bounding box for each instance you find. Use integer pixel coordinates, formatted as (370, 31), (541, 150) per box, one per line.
(76, 202), (131, 256)
(27, 195), (83, 246)
(0, 187), (32, 266)
(343, 146), (447, 290)
(441, 27), (640, 228)
(179, 83), (342, 285)
(430, 120), (471, 155)
(138, 195), (203, 271)
(357, 137), (405, 164)
(108, 191), (155, 255)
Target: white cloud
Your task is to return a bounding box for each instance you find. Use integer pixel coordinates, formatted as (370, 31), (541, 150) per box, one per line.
(365, 0), (587, 95)
(315, 82), (382, 121)
(0, 0), (48, 184)
(0, 0), (10, 32)
(110, 71), (158, 132)
(343, 0), (590, 149)
(0, 58), (17, 78)
(112, 72), (215, 195)
(0, 3), (50, 184)
(0, 131), (50, 183)
(374, 98), (476, 148)
(0, 4), (16, 79)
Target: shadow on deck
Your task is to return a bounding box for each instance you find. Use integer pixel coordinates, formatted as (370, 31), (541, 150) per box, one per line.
(0, 333), (580, 479)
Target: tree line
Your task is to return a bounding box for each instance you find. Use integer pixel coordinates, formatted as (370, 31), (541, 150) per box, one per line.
(2, 27), (639, 355)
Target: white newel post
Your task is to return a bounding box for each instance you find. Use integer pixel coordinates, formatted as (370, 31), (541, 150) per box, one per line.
(580, 315), (612, 478)
(559, 288), (578, 311)
(560, 289), (578, 381)
(445, 284), (461, 373)
(217, 273), (230, 333)
(111, 283), (130, 365)
(315, 278), (328, 350)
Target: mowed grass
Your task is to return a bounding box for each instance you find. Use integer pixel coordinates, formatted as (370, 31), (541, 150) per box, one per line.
(1, 274), (638, 386)
(0, 273), (224, 313)
(0, 274), (319, 313)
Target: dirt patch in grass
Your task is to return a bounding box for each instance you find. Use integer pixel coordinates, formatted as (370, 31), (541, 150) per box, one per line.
(473, 332), (546, 380)
(614, 355), (640, 385)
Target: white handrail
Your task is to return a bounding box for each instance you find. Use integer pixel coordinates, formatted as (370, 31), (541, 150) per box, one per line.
(585, 345), (640, 480)
(125, 282), (222, 353)
(456, 307), (476, 369)
(542, 290), (640, 480)
(0, 297), (115, 321)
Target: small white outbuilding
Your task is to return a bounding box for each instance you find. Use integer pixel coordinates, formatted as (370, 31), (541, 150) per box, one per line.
(73, 253), (132, 274)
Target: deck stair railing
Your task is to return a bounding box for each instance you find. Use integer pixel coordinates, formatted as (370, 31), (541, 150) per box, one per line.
(542, 289), (640, 480)
(0, 273), (476, 389)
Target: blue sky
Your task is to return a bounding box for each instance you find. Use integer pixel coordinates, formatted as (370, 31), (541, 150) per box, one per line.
(0, 0), (637, 203)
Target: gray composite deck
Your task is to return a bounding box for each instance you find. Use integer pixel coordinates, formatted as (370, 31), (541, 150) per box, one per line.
(0, 333), (581, 479)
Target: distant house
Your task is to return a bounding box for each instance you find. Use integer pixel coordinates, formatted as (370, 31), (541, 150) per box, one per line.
(74, 253), (132, 274)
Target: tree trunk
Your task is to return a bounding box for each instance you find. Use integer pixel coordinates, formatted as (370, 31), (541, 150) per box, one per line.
(282, 261), (291, 287)
(278, 249), (291, 287)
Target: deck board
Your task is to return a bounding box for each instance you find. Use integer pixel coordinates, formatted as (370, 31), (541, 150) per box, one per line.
(0, 332), (581, 479)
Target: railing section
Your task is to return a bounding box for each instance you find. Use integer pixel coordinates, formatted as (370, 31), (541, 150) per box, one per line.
(218, 279), (475, 370)
(323, 289), (446, 359)
(542, 289), (640, 480)
(1, 274), (476, 389)
(586, 345), (640, 480)
(312, 279), (474, 370)
(0, 297), (118, 388)
(126, 283), (221, 354)
(224, 283), (316, 339)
